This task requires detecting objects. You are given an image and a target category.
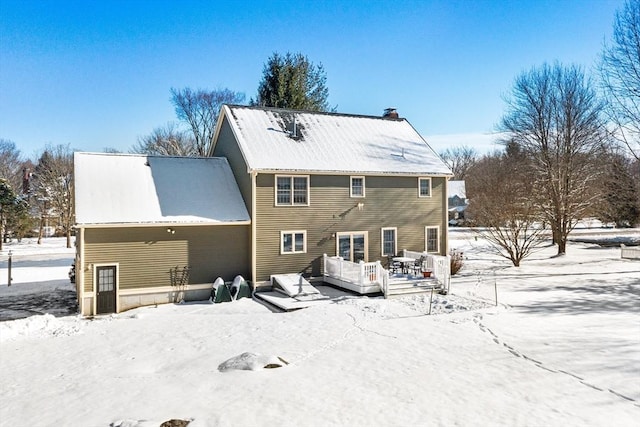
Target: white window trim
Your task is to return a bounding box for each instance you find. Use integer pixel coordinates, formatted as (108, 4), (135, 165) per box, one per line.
(381, 227), (397, 256)
(418, 177), (432, 198)
(275, 175), (310, 206)
(350, 176), (366, 198)
(335, 231), (369, 262)
(425, 226), (440, 253)
(280, 230), (307, 254)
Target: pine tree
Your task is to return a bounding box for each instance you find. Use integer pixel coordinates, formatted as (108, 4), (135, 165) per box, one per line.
(253, 52), (332, 112)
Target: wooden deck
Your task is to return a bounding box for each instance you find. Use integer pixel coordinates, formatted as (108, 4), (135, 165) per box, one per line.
(323, 252), (449, 299)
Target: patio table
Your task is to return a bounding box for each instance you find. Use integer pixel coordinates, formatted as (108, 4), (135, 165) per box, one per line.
(392, 257), (416, 274)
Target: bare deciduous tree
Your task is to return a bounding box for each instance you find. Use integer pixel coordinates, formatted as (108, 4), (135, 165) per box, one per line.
(132, 122), (197, 156)
(171, 88), (245, 157)
(438, 145), (478, 180)
(0, 139), (22, 192)
(500, 63), (608, 255)
(600, 0), (640, 160)
(33, 144), (74, 248)
(466, 150), (547, 267)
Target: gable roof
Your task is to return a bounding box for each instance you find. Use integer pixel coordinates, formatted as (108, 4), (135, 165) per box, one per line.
(74, 152), (250, 226)
(217, 105), (453, 176)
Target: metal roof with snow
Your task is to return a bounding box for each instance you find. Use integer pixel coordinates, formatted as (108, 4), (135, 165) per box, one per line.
(217, 105), (453, 176)
(74, 152), (250, 226)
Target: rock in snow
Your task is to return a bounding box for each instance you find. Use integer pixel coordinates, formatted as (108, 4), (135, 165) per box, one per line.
(218, 352), (289, 372)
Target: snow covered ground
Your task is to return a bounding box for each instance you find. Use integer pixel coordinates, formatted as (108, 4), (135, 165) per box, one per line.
(0, 231), (639, 427)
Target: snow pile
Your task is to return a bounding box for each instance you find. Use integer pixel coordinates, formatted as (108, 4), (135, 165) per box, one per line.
(0, 313), (82, 342)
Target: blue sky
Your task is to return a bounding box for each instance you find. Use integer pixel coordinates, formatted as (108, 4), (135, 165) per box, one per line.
(0, 0), (623, 159)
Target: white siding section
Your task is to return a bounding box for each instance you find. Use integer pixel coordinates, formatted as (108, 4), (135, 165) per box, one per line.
(224, 105), (453, 175)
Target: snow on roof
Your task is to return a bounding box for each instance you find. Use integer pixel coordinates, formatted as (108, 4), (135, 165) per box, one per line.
(448, 180), (466, 198)
(222, 105), (453, 175)
(74, 153), (250, 225)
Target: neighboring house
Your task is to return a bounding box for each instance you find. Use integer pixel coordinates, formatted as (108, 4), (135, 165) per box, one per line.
(73, 153), (250, 315)
(448, 180), (467, 225)
(73, 106), (453, 315)
(211, 105), (453, 287)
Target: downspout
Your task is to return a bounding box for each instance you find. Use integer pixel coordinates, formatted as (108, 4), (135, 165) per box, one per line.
(78, 227), (84, 315)
(251, 170), (257, 284)
(444, 177), (449, 255)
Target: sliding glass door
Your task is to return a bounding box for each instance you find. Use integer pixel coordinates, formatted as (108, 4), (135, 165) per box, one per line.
(336, 231), (368, 262)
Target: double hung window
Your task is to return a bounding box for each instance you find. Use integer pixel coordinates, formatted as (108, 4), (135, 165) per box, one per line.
(276, 176), (309, 206)
(418, 177), (431, 197)
(425, 226), (439, 253)
(350, 176), (365, 198)
(381, 227), (397, 256)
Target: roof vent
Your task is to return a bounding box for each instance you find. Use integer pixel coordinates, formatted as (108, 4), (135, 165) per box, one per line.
(383, 108), (399, 119)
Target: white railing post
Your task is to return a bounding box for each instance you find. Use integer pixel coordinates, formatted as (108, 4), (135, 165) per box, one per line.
(359, 261), (365, 286)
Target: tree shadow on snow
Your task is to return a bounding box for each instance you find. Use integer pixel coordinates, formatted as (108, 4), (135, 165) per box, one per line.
(509, 275), (640, 315)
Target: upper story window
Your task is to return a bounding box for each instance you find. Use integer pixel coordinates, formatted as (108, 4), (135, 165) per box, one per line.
(350, 176), (365, 198)
(276, 175), (309, 206)
(418, 177), (432, 198)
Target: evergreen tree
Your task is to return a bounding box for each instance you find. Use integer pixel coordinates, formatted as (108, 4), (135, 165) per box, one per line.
(253, 52), (332, 112)
(0, 179), (29, 249)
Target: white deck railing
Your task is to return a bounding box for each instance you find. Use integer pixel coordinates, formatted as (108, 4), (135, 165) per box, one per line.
(323, 254), (388, 295)
(621, 244), (640, 260)
(402, 249), (451, 293)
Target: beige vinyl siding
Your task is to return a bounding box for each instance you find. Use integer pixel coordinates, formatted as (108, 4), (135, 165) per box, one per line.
(254, 173), (447, 281)
(212, 118), (252, 214)
(83, 225), (250, 292)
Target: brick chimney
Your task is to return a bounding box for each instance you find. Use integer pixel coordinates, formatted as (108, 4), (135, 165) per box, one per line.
(383, 108), (399, 119)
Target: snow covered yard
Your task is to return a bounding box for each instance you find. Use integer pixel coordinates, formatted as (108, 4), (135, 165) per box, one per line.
(0, 232), (639, 426)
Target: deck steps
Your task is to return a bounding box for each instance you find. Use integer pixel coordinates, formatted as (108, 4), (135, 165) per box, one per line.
(385, 280), (440, 298)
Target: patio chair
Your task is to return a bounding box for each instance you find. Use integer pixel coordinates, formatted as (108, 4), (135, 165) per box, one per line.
(412, 256), (426, 275)
(387, 255), (402, 274)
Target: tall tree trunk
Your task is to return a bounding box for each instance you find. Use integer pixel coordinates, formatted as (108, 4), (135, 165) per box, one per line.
(557, 237), (567, 255)
(37, 214), (44, 245)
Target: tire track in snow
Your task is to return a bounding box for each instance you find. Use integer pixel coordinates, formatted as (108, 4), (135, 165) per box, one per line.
(472, 313), (640, 407)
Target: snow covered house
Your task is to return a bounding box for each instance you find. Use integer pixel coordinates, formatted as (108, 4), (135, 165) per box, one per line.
(211, 105), (453, 287)
(73, 106), (453, 315)
(448, 180), (467, 225)
(73, 153), (251, 315)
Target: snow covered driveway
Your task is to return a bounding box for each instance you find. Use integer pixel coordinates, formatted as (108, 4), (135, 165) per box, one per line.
(0, 243), (77, 321)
